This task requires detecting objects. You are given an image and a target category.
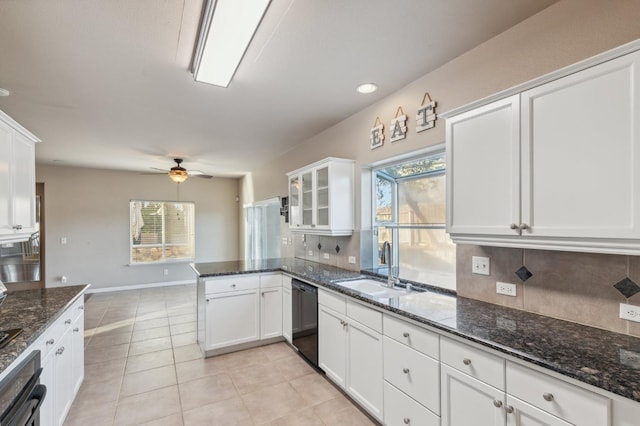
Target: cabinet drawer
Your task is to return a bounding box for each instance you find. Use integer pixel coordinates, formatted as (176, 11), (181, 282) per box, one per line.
(69, 297), (85, 322)
(319, 289), (346, 315)
(347, 300), (382, 333)
(205, 275), (259, 294)
(260, 273), (282, 288)
(441, 337), (505, 390)
(36, 321), (65, 359)
(383, 315), (439, 359)
(384, 381), (439, 426)
(383, 337), (440, 413)
(506, 361), (610, 425)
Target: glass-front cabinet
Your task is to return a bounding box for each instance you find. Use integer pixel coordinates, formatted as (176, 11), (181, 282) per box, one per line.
(287, 158), (354, 236)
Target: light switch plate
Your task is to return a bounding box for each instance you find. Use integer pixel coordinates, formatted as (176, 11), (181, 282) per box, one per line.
(620, 303), (640, 322)
(323, 253), (330, 260)
(472, 256), (490, 275)
(348, 256), (356, 264)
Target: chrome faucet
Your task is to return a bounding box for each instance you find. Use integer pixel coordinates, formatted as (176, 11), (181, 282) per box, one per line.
(381, 241), (400, 288)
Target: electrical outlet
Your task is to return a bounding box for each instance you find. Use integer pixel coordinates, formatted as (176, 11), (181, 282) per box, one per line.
(323, 253), (330, 260)
(60, 276), (67, 284)
(282, 237), (288, 245)
(163, 268), (169, 276)
(620, 303), (640, 322)
(472, 256), (490, 275)
(496, 281), (516, 296)
(307, 250), (313, 256)
(348, 256), (356, 264)
(60, 237), (67, 245)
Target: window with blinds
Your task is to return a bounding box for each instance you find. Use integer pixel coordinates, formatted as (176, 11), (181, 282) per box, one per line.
(130, 200), (195, 264)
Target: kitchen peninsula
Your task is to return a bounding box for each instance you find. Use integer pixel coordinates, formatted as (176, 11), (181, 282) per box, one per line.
(193, 258), (640, 425)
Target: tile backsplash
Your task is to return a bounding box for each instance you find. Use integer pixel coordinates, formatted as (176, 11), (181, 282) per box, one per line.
(457, 244), (640, 337)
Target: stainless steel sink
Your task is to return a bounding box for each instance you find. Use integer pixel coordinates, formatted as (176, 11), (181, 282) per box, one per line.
(335, 278), (421, 298)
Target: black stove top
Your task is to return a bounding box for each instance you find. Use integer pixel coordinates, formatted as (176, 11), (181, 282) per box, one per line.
(0, 329), (22, 349)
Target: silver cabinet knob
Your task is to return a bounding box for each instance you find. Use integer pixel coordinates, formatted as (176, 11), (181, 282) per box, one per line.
(206, 298), (210, 302)
(510, 223), (518, 229)
(46, 338), (54, 345)
(493, 400), (503, 408)
(79, 306), (84, 310)
(231, 284), (236, 288)
(505, 405), (514, 414)
(65, 319), (72, 325)
(402, 368), (410, 374)
(543, 392), (554, 402)
(403, 418), (410, 424)
(56, 346), (65, 355)
(12, 225), (22, 230)
(520, 223), (529, 230)
(463, 358), (471, 365)
(73, 327), (79, 332)
(402, 332), (410, 338)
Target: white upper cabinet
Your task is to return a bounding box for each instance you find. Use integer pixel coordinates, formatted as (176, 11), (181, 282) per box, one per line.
(446, 46), (640, 254)
(0, 110), (40, 241)
(287, 157), (354, 236)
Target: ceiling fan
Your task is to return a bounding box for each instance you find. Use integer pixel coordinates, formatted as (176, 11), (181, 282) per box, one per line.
(149, 158), (213, 183)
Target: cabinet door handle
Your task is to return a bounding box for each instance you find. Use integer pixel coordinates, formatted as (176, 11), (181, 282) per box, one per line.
(493, 400), (503, 408)
(520, 223), (529, 230)
(12, 225), (22, 230)
(73, 327), (79, 332)
(311, 224), (316, 228)
(463, 358), (471, 365)
(46, 338), (55, 345)
(231, 284), (237, 288)
(65, 319), (72, 325)
(402, 332), (410, 338)
(56, 346), (65, 355)
(402, 368), (410, 374)
(542, 392), (554, 402)
(79, 306), (84, 310)
(206, 299), (210, 303)
(510, 223), (519, 230)
(403, 418), (410, 424)
(505, 405), (514, 414)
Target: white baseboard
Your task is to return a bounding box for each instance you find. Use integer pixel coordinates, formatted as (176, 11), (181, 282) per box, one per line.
(86, 279), (197, 294)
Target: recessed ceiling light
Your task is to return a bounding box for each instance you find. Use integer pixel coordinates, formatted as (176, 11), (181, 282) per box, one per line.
(356, 83), (378, 94)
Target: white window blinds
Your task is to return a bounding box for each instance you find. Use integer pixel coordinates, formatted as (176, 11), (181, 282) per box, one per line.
(130, 200), (195, 264)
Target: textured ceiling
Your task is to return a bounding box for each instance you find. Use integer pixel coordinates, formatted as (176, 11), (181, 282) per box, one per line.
(0, 0), (557, 177)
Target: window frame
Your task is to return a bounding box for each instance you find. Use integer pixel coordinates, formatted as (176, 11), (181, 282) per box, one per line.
(129, 199), (196, 265)
(371, 146), (448, 273)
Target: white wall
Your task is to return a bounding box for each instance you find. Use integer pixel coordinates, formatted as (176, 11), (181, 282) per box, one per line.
(37, 165), (240, 290)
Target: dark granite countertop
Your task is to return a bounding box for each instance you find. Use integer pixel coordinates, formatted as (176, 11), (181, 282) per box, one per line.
(192, 258), (640, 403)
(0, 285), (89, 376)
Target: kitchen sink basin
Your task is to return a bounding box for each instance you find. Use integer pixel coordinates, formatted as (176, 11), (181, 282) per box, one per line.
(335, 278), (421, 298)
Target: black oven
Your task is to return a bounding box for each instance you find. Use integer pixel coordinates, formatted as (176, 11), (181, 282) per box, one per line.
(291, 279), (318, 367)
(0, 350), (46, 426)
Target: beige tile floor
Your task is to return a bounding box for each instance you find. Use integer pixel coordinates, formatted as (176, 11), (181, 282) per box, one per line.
(64, 284), (377, 426)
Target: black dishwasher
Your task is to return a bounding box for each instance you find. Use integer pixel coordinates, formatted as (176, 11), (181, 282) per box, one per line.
(291, 279), (318, 367)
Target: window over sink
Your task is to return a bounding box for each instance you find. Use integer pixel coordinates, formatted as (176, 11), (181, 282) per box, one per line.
(129, 200), (195, 264)
(373, 148), (456, 291)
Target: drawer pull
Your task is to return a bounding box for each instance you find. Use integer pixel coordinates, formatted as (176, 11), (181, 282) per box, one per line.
(65, 319), (72, 325)
(56, 346), (65, 355)
(231, 284), (237, 288)
(73, 327), (79, 332)
(402, 368), (410, 374)
(403, 418), (410, 424)
(79, 306), (84, 310)
(402, 332), (410, 338)
(46, 339), (55, 345)
(206, 299), (210, 302)
(543, 392), (554, 402)
(505, 405), (514, 414)
(493, 400), (503, 408)
(463, 358), (471, 365)
(510, 223), (519, 230)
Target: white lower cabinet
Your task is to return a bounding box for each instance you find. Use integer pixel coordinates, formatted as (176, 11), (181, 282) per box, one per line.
(205, 288), (260, 350)
(318, 289), (383, 422)
(384, 381), (440, 426)
(282, 275), (292, 343)
(505, 395), (571, 426)
(37, 297), (85, 426)
(318, 302), (347, 389)
(200, 273), (285, 354)
(441, 363), (506, 426)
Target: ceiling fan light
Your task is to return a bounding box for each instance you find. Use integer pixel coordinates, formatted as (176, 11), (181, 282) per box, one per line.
(169, 169), (189, 183)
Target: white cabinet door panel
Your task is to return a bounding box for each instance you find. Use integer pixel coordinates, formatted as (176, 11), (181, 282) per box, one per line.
(446, 95), (520, 236)
(347, 319), (383, 422)
(506, 396), (571, 426)
(441, 364), (505, 426)
(318, 305), (347, 389)
(260, 286), (282, 339)
(205, 289), (260, 350)
(521, 50), (640, 238)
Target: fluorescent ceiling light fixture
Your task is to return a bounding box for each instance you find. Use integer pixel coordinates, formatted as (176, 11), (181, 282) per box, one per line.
(357, 83), (378, 94)
(193, 0), (271, 88)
